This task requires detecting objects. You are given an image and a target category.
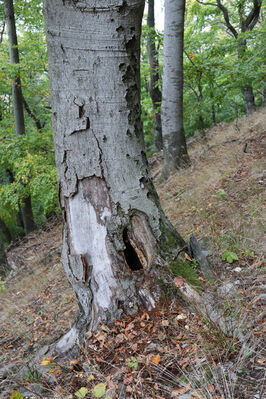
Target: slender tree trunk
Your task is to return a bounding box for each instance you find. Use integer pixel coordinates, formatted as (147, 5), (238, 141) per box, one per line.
(0, 218), (12, 243)
(238, 40), (255, 114)
(4, 0), (35, 234)
(199, 114), (205, 136)
(44, 0), (185, 358)
(243, 86), (255, 114)
(4, 0), (25, 136)
(147, 0), (163, 151)
(0, 235), (10, 278)
(161, 0), (190, 177)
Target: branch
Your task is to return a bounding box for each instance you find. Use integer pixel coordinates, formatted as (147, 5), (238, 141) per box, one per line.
(22, 96), (44, 131)
(244, 0), (262, 31)
(197, 0), (218, 7)
(184, 49), (202, 74)
(184, 82), (200, 101)
(197, 0), (238, 38)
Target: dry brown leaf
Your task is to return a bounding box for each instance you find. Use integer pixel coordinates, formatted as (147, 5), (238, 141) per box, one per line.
(150, 354), (161, 365)
(174, 276), (184, 287)
(162, 319), (169, 327)
(184, 253), (193, 262)
(198, 276), (207, 282)
(171, 385), (189, 397)
(175, 313), (187, 321)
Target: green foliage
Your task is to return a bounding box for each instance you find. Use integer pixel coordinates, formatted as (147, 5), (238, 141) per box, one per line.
(215, 189), (226, 200)
(0, 1), (58, 239)
(92, 383), (106, 398)
(75, 387), (89, 398)
(9, 391), (24, 399)
(23, 366), (42, 382)
(126, 356), (140, 369)
(169, 258), (201, 288)
(222, 250), (239, 263)
(0, 277), (5, 292)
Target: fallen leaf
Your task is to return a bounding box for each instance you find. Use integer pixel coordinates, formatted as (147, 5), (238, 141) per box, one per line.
(198, 276), (207, 282)
(75, 387), (88, 398)
(171, 386), (188, 397)
(175, 313), (187, 321)
(150, 354), (161, 364)
(174, 276), (184, 288)
(92, 383), (106, 398)
(184, 253), (193, 262)
(162, 320), (169, 327)
(10, 391), (24, 399)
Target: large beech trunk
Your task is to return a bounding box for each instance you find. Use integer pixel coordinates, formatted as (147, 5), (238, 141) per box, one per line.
(161, 0), (190, 176)
(44, 0), (185, 357)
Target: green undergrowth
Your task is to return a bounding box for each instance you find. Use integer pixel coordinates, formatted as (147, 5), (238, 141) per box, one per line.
(169, 258), (202, 288)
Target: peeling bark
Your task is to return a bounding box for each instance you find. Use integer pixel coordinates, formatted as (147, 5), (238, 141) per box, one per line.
(44, 0), (185, 357)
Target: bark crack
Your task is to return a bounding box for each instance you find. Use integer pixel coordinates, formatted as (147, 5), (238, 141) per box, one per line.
(92, 132), (104, 179)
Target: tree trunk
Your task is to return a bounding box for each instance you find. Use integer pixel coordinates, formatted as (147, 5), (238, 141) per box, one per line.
(21, 196), (36, 234)
(199, 114), (205, 137)
(147, 0), (163, 151)
(44, 0), (185, 358)
(243, 85), (255, 114)
(4, 0), (25, 136)
(237, 40), (255, 114)
(0, 218), (12, 243)
(4, 0), (35, 234)
(161, 0), (190, 177)
(0, 235), (10, 278)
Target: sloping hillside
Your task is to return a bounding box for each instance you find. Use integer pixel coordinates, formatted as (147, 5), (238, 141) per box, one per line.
(0, 108), (265, 399)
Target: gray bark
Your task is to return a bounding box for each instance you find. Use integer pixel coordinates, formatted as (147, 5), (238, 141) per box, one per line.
(4, 0), (36, 234)
(147, 0), (163, 151)
(243, 86), (255, 114)
(44, 0), (185, 358)
(161, 0), (190, 177)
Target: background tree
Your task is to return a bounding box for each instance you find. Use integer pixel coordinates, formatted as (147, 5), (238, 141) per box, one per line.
(197, 0), (263, 114)
(43, 0), (185, 357)
(147, 0), (163, 151)
(4, 0), (35, 234)
(0, 0), (58, 241)
(161, 0), (190, 177)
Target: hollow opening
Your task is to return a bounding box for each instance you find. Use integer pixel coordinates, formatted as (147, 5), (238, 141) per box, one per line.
(123, 228), (143, 271)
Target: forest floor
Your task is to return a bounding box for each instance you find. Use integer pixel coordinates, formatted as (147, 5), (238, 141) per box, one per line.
(0, 107), (265, 399)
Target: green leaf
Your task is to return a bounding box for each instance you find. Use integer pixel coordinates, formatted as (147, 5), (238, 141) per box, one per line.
(126, 356), (139, 369)
(222, 250), (238, 263)
(10, 391), (24, 399)
(75, 387), (88, 398)
(92, 383), (106, 398)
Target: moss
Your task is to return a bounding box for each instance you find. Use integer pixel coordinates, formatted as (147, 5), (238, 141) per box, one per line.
(159, 218), (185, 254)
(169, 258), (201, 288)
